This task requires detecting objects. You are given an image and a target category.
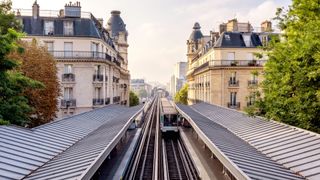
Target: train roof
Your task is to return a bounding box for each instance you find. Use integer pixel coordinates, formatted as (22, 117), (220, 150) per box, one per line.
(160, 98), (177, 114)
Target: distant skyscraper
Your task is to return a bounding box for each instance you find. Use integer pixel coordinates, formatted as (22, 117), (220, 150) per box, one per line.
(170, 62), (187, 97)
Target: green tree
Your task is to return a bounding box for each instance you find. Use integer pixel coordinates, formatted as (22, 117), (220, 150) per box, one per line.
(0, 1), (42, 126)
(129, 91), (139, 107)
(174, 84), (188, 105)
(9, 40), (60, 127)
(255, 0), (320, 132)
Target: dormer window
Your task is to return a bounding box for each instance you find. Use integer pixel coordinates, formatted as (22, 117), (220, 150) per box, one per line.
(44, 21), (54, 35)
(64, 21), (73, 36)
(225, 34), (231, 41)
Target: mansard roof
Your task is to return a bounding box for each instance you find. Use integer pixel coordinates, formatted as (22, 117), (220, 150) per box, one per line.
(19, 15), (115, 48)
(214, 32), (263, 48)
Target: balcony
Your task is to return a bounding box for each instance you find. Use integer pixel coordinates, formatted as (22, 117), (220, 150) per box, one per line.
(105, 98), (110, 105)
(113, 96), (120, 103)
(93, 74), (103, 82)
(227, 102), (240, 109)
(49, 51), (112, 61)
(113, 76), (120, 83)
(194, 61), (209, 73)
(93, 98), (104, 106)
(248, 80), (258, 86)
(60, 99), (76, 108)
(209, 60), (267, 67)
(228, 80), (239, 87)
(62, 73), (75, 82)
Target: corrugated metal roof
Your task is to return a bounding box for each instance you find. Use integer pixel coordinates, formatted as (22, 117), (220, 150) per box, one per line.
(190, 103), (320, 180)
(0, 105), (143, 180)
(176, 104), (305, 180)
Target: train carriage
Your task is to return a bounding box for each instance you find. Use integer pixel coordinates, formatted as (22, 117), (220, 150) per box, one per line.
(160, 98), (178, 132)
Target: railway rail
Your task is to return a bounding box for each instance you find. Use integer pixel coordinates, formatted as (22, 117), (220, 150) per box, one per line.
(125, 96), (199, 180)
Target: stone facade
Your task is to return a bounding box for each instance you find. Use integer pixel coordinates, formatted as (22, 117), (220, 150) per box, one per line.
(186, 19), (274, 110)
(17, 2), (130, 118)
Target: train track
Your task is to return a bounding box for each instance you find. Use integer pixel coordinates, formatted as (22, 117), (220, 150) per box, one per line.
(125, 97), (159, 180)
(125, 96), (199, 180)
(162, 133), (200, 180)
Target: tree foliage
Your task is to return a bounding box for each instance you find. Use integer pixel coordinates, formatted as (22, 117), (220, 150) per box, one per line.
(9, 40), (60, 127)
(174, 84), (188, 105)
(129, 91), (139, 107)
(253, 0), (320, 132)
(0, 0), (42, 126)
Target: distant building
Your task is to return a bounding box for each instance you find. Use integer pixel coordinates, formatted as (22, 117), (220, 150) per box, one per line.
(16, 1), (130, 118)
(186, 19), (275, 110)
(170, 62), (187, 96)
(130, 79), (152, 100)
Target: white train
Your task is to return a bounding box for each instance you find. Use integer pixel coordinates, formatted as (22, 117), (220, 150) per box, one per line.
(159, 98), (178, 132)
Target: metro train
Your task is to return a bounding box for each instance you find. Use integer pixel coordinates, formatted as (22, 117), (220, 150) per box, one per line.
(159, 98), (178, 132)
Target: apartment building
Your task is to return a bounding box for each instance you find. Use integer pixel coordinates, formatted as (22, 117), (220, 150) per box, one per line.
(130, 79), (152, 99)
(186, 19), (274, 110)
(16, 1), (130, 118)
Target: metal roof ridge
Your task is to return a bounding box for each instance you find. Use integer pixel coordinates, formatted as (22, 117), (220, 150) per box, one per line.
(174, 103), (251, 180)
(32, 104), (117, 130)
(24, 105), (137, 179)
(195, 102), (320, 138)
(78, 105), (145, 179)
(191, 102), (316, 179)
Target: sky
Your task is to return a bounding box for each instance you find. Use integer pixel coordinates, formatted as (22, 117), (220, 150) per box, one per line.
(12, 0), (291, 84)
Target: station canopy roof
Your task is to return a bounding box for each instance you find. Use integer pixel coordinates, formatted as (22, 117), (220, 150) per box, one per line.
(0, 105), (143, 180)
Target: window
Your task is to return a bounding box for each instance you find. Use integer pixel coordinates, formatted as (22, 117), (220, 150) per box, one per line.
(45, 42), (54, 52)
(64, 87), (73, 100)
(64, 42), (73, 57)
(248, 93), (255, 106)
(230, 72), (237, 84)
(94, 65), (101, 75)
(91, 42), (99, 58)
(225, 34), (231, 41)
(262, 36), (268, 46)
(95, 87), (102, 99)
(243, 35), (251, 47)
(64, 21), (73, 35)
(64, 64), (73, 74)
(230, 92), (237, 105)
(251, 74), (257, 81)
(44, 21), (54, 35)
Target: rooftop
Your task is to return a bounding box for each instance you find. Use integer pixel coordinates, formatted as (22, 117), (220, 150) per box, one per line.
(176, 102), (320, 180)
(0, 105), (143, 179)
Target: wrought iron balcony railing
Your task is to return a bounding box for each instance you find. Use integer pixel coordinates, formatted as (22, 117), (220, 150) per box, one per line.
(93, 98), (104, 106)
(49, 51), (112, 61)
(93, 74), (103, 82)
(227, 102), (240, 109)
(228, 80), (239, 87)
(60, 99), (76, 108)
(113, 96), (120, 103)
(62, 73), (75, 82)
(209, 60), (267, 67)
(248, 80), (258, 86)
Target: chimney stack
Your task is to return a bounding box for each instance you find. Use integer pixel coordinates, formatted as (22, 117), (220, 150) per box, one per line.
(32, 0), (40, 19)
(261, 20), (272, 32)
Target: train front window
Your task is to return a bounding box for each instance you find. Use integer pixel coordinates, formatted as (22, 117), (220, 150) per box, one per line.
(164, 114), (178, 126)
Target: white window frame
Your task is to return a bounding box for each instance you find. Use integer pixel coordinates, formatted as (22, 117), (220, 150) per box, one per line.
(63, 21), (74, 36)
(44, 21), (54, 35)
